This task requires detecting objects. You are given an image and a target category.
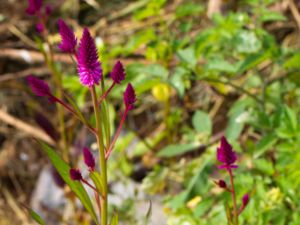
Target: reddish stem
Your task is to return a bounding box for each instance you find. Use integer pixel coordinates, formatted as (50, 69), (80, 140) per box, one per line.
(105, 107), (129, 159)
(82, 179), (98, 193)
(228, 168), (238, 225)
(51, 95), (96, 134)
(97, 82), (115, 105)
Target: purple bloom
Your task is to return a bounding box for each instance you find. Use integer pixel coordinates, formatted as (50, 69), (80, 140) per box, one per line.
(242, 193), (249, 207)
(215, 179), (227, 189)
(35, 23), (44, 33)
(110, 61), (126, 84)
(77, 28), (102, 87)
(45, 5), (52, 16)
(27, 75), (51, 97)
(217, 136), (238, 170)
(57, 19), (77, 53)
(83, 147), (95, 170)
(69, 168), (82, 181)
(124, 83), (136, 110)
(26, 0), (42, 15)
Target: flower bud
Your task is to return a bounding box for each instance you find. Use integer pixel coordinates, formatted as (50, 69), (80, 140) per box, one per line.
(69, 169), (82, 181)
(83, 147), (95, 170)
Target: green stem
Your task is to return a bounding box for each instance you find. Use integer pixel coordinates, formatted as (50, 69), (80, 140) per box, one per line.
(228, 168), (238, 225)
(90, 86), (107, 225)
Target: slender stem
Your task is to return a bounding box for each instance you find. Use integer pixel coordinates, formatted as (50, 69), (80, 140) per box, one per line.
(228, 168), (238, 225)
(97, 82), (115, 105)
(105, 108), (129, 159)
(51, 95), (96, 134)
(90, 86), (107, 225)
(82, 179), (98, 193)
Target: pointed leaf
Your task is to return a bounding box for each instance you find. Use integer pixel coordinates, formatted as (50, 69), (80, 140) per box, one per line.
(110, 213), (118, 225)
(28, 208), (46, 225)
(143, 201), (152, 225)
(90, 171), (104, 194)
(38, 141), (98, 224)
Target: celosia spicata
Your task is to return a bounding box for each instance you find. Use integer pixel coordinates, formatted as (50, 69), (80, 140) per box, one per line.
(77, 28), (102, 87)
(57, 19), (77, 53)
(26, 0), (42, 15)
(217, 136), (238, 169)
(45, 5), (52, 16)
(27, 75), (51, 97)
(83, 147), (95, 170)
(242, 193), (249, 207)
(69, 168), (82, 181)
(124, 83), (136, 110)
(215, 179), (227, 189)
(35, 23), (44, 33)
(110, 61), (126, 84)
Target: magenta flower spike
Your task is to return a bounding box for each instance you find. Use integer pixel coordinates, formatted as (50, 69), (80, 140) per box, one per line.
(45, 5), (52, 16)
(215, 179), (227, 189)
(123, 83), (136, 110)
(77, 28), (102, 87)
(57, 19), (77, 53)
(217, 136), (238, 170)
(242, 193), (249, 207)
(35, 23), (44, 33)
(27, 75), (52, 97)
(83, 147), (95, 170)
(69, 169), (82, 181)
(110, 61), (126, 84)
(26, 0), (42, 15)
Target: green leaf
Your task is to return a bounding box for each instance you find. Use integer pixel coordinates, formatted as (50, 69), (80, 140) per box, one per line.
(177, 47), (197, 69)
(259, 11), (286, 22)
(234, 30), (261, 53)
(38, 142), (98, 224)
(110, 213), (118, 225)
(169, 67), (190, 98)
(254, 134), (277, 158)
(90, 171), (104, 194)
(206, 58), (239, 74)
(284, 53), (300, 69)
(192, 110), (212, 135)
(28, 209), (46, 225)
(175, 3), (204, 18)
(157, 143), (199, 157)
(238, 51), (270, 74)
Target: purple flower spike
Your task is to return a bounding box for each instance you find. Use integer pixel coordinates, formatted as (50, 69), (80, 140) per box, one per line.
(35, 23), (44, 33)
(83, 147), (95, 170)
(242, 193), (249, 207)
(45, 5), (52, 16)
(216, 179), (227, 189)
(58, 19), (77, 53)
(27, 75), (51, 97)
(69, 169), (82, 181)
(124, 83), (136, 110)
(26, 0), (42, 15)
(110, 61), (126, 84)
(77, 28), (102, 87)
(217, 136), (238, 170)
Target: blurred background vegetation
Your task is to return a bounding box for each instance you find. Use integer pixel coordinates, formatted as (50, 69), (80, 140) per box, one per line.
(1, 0), (300, 224)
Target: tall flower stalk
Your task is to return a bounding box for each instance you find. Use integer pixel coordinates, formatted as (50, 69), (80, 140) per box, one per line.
(28, 17), (136, 224)
(216, 136), (250, 225)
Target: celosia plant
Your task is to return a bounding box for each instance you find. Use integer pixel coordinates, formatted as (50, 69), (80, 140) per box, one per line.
(215, 136), (250, 225)
(27, 9), (136, 224)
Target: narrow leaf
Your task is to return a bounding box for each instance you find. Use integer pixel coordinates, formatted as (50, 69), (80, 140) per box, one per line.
(38, 141), (98, 224)
(28, 209), (46, 225)
(90, 171), (104, 194)
(143, 201), (152, 225)
(110, 213), (118, 225)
